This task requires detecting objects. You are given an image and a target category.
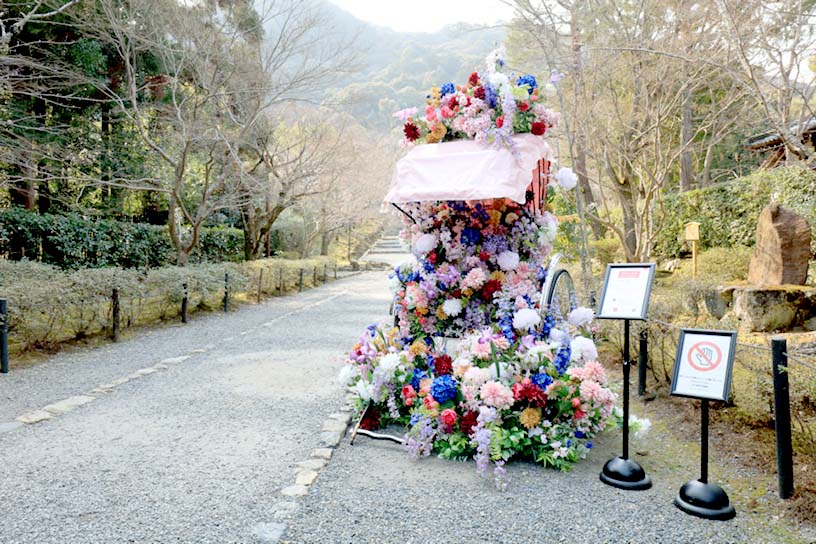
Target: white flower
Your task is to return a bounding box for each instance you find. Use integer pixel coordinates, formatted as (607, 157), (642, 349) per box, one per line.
(413, 233), (437, 255)
(555, 167), (578, 190)
(337, 364), (359, 387)
(442, 298), (463, 317)
(497, 250), (520, 271)
(378, 353), (401, 379)
(570, 336), (598, 362)
(463, 366), (490, 386)
(548, 327), (571, 347)
(538, 214), (558, 245)
(513, 308), (541, 330)
(488, 361), (513, 383)
(353, 380), (375, 403)
(568, 307), (595, 328)
(453, 356), (473, 377)
(632, 416), (652, 438)
(522, 343), (553, 366)
(387, 274), (402, 294)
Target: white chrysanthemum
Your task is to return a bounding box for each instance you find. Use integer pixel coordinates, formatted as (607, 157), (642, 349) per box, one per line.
(513, 308), (541, 330)
(538, 214), (559, 245)
(413, 233), (437, 255)
(570, 336), (598, 362)
(522, 343), (553, 366)
(488, 361), (513, 383)
(497, 250), (520, 271)
(442, 298), (463, 317)
(463, 366), (490, 386)
(568, 307), (595, 328)
(548, 327), (571, 347)
(353, 380), (375, 403)
(453, 356), (473, 377)
(378, 353), (401, 379)
(555, 167), (578, 190)
(337, 364), (359, 387)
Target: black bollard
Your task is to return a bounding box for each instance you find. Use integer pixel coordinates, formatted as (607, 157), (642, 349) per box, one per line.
(772, 337), (794, 499)
(1, 299), (8, 374)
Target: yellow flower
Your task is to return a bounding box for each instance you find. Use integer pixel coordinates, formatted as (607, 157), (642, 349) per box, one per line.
(490, 270), (506, 282)
(436, 306), (448, 320)
(488, 210), (502, 226)
(425, 122), (447, 144)
(409, 340), (428, 357)
(520, 407), (542, 430)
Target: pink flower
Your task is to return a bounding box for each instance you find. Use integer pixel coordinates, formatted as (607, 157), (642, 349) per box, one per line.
(579, 380), (605, 403)
(423, 395), (439, 413)
(461, 267), (487, 290)
(440, 409), (457, 427)
(441, 106), (455, 119)
(479, 380), (514, 410)
(419, 378), (432, 396)
(583, 361), (608, 386)
(425, 105), (437, 122)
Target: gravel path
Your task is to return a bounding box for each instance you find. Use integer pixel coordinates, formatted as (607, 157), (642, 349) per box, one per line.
(0, 271), (392, 543)
(282, 426), (807, 544)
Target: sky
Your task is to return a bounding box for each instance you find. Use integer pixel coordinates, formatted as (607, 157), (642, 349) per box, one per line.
(327, 0), (516, 33)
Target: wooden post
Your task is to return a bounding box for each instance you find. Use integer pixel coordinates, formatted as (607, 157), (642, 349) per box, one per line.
(278, 268), (284, 294)
(257, 268), (264, 303)
(181, 282), (188, 323)
(299, 268), (304, 292)
(313, 266), (318, 286)
(111, 288), (120, 342)
(692, 240), (698, 280)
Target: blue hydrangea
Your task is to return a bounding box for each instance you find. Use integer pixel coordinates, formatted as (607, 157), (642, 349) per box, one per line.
(411, 369), (427, 391)
(517, 74), (538, 93)
(554, 345), (572, 375)
(430, 375), (458, 404)
(460, 227), (482, 246)
(423, 259), (435, 273)
(531, 372), (553, 390)
(440, 82), (456, 96)
(575, 430), (585, 439)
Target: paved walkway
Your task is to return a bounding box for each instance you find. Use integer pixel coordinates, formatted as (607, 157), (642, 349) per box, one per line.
(0, 271), (392, 543)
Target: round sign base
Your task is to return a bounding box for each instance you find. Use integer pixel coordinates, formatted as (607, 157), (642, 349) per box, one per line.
(599, 456), (652, 491)
(674, 479), (736, 521)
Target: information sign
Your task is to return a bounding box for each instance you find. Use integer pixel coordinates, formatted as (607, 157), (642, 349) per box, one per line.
(671, 329), (737, 402)
(596, 264), (656, 321)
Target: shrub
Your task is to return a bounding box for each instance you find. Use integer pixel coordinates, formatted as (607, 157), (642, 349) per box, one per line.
(0, 209), (245, 268)
(654, 166), (816, 257)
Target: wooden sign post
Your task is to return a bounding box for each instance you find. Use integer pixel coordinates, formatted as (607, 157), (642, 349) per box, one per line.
(596, 263), (656, 491)
(685, 222), (700, 279)
(670, 329), (737, 520)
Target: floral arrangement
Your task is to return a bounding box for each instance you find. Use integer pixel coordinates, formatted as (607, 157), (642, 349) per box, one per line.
(393, 48), (561, 148)
(339, 310), (616, 486)
(390, 199), (559, 339)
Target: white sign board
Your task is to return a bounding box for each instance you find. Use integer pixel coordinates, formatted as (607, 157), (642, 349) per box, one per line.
(596, 264), (656, 321)
(671, 329), (737, 402)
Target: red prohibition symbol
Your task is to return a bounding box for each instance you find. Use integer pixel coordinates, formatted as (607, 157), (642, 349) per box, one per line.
(687, 341), (722, 372)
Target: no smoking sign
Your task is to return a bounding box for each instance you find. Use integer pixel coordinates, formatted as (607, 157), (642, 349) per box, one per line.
(672, 330), (736, 402)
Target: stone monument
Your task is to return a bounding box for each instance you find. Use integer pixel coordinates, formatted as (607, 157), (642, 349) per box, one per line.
(747, 203), (811, 286)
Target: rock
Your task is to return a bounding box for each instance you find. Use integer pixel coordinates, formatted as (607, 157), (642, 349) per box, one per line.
(16, 410), (54, 424)
(295, 470), (318, 486)
(747, 204), (811, 286)
(161, 355), (190, 364)
(43, 395), (95, 415)
(296, 459), (326, 471)
(804, 317), (816, 331)
(732, 286), (816, 332)
(311, 448), (333, 460)
(320, 431), (343, 448)
(280, 485), (308, 497)
(135, 367), (158, 376)
(0, 421), (23, 433)
(703, 288), (729, 320)
(321, 419), (348, 433)
(252, 522), (287, 543)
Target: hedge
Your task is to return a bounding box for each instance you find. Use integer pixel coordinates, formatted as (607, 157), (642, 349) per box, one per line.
(0, 209), (248, 268)
(654, 166), (816, 257)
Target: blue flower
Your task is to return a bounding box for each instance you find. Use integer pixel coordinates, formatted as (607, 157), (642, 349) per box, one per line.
(427, 354), (435, 372)
(567, 439), (573, 447)
(538, 312), (556, 340)
(536, 265), (547, 286)
(461, 227), (482, 246)
(531, 373), (553, 390)
(575, 430), (585, 439)
(411, 369), (427, 391)
(410, 413), (422, 426)
(423, 260), (435, 273)
(440, 82), (455, 97)
(484, 83), (498, 109)
(554, 345), (572, 375)
(586, 441), (593, 449)
(430, 375), (458, 404)
(517, 74), (538, 93)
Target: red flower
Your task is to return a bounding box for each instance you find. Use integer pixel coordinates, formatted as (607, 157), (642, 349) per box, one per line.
(448, 96), (458, 109)
(478, 250), (490, 261)
(402, 385), (417, 400)
(460, 411), (478, 435)
(496, 115), (505, 128)
(481, 279), (502, 300)
(469, 71), (480, 86)
(434, 354), (453, 375)
(452, 289), (462, 298)
(428, 251), (437, 265)
(473, 86), (485, 100)
(518, 102), (530, 112)
(440, 409), (458, 428)
(512, 378), (547, 407)
(403, 122), (420, 141)
(531, 121), (547, 136)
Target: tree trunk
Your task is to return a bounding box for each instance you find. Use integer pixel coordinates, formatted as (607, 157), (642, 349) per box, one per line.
(680, 87), (694, 191)
(320, 231), (333, 256)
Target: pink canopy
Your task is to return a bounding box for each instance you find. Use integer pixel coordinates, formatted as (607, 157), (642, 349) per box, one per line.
(385, 134), (554, 204)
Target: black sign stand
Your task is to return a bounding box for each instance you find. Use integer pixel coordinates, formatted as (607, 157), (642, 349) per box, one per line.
(599, 318), (652, 490)
(674, 399), (736, 520)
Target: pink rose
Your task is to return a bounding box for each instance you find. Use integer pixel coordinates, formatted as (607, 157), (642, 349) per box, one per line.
(441, 106), (454, 119)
